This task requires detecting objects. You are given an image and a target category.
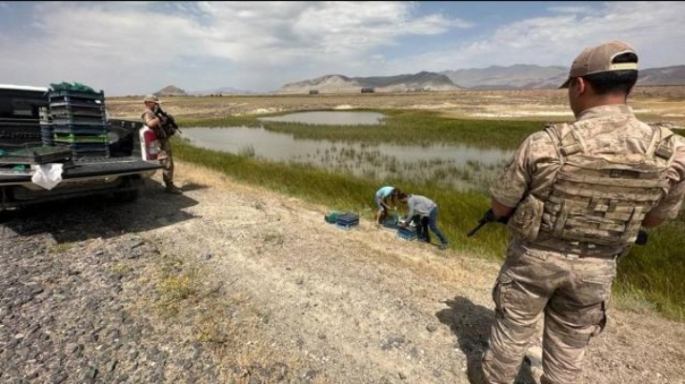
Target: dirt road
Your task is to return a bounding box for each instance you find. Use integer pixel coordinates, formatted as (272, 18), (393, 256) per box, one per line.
(2, 161), (684, 384)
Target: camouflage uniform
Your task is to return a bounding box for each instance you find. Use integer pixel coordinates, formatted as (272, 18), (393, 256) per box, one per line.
(479, 104), (685, 384)
(142, 109), (176, 190)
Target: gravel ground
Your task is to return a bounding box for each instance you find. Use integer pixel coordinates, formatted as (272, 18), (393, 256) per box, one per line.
(1, 162), (684, 384)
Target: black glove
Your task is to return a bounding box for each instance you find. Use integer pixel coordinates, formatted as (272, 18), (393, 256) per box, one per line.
(636, 230), (648, 245)
(485, 209), (510, 224)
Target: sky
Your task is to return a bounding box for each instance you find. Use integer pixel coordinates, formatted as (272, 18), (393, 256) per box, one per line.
(1, 1), (684, 96)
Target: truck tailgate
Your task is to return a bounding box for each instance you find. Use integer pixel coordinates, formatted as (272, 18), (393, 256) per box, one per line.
(0, 157), (161, 183)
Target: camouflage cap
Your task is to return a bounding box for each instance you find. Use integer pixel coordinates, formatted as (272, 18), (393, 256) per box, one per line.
(560, 41), (638, 88)
(143, 94), (159, 103)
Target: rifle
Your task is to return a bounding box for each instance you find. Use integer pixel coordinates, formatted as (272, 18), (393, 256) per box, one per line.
(466, 208), (650, 246)
(466, 209), (508, 237)
(152, 105), (182, 138)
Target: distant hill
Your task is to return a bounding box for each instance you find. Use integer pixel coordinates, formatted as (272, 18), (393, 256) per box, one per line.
(154, 85), (187, 96)
(440, 64), (685, 90)
(276, 71), (461, 94)
(189, 86), (253, 96)
(276, 64), (685, 94)
(441, 64), (568, 90)
(638, 65), (685, 86)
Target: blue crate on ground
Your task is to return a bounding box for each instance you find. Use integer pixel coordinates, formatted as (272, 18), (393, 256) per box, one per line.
(382, 218), (399, 229)
(397, 226), (418, 241)
(336, 222), (359, 231)
(335, 212), (359, 230)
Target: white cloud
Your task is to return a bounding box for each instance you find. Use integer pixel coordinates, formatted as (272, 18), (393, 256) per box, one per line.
(547, 5), (594, 14)
(0, 1), (471, 94)
(380, 1), (685, 75)
(0, 1), (682, 95)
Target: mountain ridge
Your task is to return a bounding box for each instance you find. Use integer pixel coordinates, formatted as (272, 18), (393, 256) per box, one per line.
(272, 64), (685, 94)
(275, 71), (461, 94)
(153, 64), (685, 96)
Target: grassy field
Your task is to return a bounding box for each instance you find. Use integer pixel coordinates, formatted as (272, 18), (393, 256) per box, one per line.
(111, 89), (685, 320)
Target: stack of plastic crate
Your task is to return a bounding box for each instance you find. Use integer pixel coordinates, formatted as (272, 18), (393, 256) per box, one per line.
(48, 89), (109, 158)
(335, 212), (360, 230)
(39, 106), (53, 146)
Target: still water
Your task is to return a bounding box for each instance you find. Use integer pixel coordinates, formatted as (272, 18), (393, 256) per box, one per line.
(182, 126), (514, 191)
(257, 111), (386, 125)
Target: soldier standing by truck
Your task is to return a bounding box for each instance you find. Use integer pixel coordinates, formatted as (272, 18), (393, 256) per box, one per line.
(142, 94), (182, 194)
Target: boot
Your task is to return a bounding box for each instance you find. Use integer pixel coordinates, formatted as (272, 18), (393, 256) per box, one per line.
(164, 183), (182, 194)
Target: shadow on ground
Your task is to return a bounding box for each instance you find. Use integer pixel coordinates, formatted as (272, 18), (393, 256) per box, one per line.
(177, 181), (210, 193)
(1, 179), (200, 243)
(436, 296), (535, 384)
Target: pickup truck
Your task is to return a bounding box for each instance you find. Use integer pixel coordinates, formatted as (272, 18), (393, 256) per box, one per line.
(0, 84), (163, 214)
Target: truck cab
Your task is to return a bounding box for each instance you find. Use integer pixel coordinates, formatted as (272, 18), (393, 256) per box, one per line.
(0, 84), (162, 212)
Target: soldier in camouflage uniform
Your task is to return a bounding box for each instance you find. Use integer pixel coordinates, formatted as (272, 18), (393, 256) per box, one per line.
(471, 41), (685, 384)
(142, 94), (182, 194)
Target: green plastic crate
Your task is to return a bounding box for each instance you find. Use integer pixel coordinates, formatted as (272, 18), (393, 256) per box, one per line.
(53, 133), (108, 144)
(325, 212), (341, 224)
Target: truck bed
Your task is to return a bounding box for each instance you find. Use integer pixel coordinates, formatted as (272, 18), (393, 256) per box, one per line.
(0, 85), (162, 210)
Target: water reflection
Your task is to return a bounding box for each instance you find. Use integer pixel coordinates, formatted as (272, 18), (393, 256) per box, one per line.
(257, 111), (386, 125)
(183, 127), (513, 191)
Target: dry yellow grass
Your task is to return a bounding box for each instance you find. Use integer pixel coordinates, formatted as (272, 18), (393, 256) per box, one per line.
(107, 86), (685, 127)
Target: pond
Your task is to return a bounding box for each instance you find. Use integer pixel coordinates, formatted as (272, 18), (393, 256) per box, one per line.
(257, 111), (386, 125)
(182, 127), (514, 192)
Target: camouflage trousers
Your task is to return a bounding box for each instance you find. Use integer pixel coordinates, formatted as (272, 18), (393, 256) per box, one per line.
(479, 240), (617, 384)
(158, 138), (175, 187)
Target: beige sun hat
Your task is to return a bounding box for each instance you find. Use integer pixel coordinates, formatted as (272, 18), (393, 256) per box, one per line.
(143, 94), (160, 103)
(560, 41), (639, 88)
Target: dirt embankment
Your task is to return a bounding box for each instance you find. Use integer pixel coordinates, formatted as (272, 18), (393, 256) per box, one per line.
(1, 162), (684, 384)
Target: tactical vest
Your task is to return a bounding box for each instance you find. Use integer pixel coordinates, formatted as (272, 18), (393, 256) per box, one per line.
(537, 122), (675, 247)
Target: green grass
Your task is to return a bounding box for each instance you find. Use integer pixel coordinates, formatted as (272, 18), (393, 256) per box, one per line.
(173, 112), (685, 322)
(180, 109), (545, 149)
(615, 214), (685, 320)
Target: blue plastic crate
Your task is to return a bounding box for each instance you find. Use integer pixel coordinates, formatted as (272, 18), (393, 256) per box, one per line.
(336, 221), (359, 230)
(335, 212), (359, 230)
(50, 110), (106, 121)
(51, 117), (107, 127)
(336, 213), (359, 224)
(52, 126), (107, 135)
(50, 100), (106, 110)
(397, 226), (418, 241)
(48, 90), (105, 102)
(382, 218), (399, 229)
(41, 130), (53, 146)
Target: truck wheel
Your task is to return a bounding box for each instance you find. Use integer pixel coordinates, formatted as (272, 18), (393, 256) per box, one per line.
(113, 189), (139, 203)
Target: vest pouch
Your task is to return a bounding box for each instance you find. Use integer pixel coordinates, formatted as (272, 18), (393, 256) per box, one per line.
(507, 194), (545, 241)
